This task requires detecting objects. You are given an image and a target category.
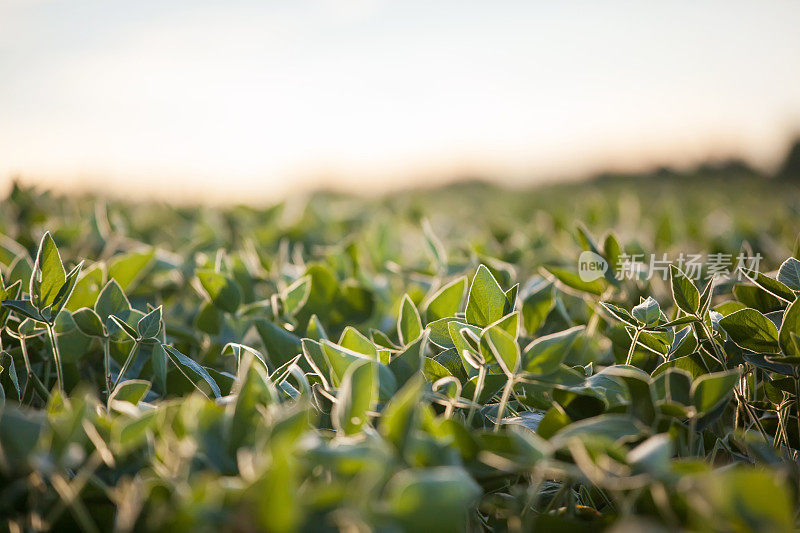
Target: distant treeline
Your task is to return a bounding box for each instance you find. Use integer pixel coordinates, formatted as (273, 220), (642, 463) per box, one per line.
(591, 136), (800, 184)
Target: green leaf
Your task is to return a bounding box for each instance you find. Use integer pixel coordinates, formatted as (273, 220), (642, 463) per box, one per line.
(504, 284), (519, 312)
(388, 333), (427, 386)
(17, 318), (39, 337)
(254, 319), (302, 368)
(30, 232), (66, 309)
(320, 340), (397, 399)
(632, 296), (660, 326)
(50, 262), (83, 316)
(197, 269), (242, 314)
(604, 232), (623, 271)
(698, 277), (715, 316)
(545, 266), (606, 296)
(779, 298), (800, 356)
(108, 249), (155, 291)
(386, 467), (481, 533)
(424, 276), (466, 322)
(432, 348), (465, 381)
(398, 294), (422, 345)
(602, 366), (655, 424)
(733, 283), (784, 313)
(691, 468), (795, 532)
(658, 315), (698, 329)
(94, 279), (131, 322)
(521, 279), (554, 334)
(222, 342), (269, 371)
(113, 410), (157, 453)
(109, 314), (139, 340)
(600, 301), (639, 327)
(778, 257), (800, 291)
(301, 339), (330, 389)
(663, 368), (692, 405)
(536, 405), (571, 439)
(108, 379), (151, 407)
(337, 283), (375, 324)
(319, 340), (364, 386)
(1, 299), (42, 321)
(229, 353), (276, 451)
(670, 265), (699, 315)
(550, 414), (645, 448)
(740, 268), (795, 303)
(151, 342), (168, 394)
(743, 353), (795, 376)
(338, 326), (378, 357)
(72, 307), (106, 337)
(719, 308), (780, 353)
(282, 275), (311, 316)
(0, 407), (43, 464)
(295, 264), (337, 323)
(427, 317), (459, 348)
(372, 329), (400, 350)
(195, 301), (221, 335)
(461, 373), (507, 403)
(466, 265), (507, 327)
(448, 320), (483, 375)
(380, 376), (423, 452)
(483, 311), (519, 341)
(163, 345), (221, 398)
(65, 264), (104, 312)
(692, 369), (740, 415)
(137, 305), (162, 339)
(0, 279), (22, 327)
(484, 326), (519, 377)
(305, 314), (328, 341)
(7, 256), (32, 290)
(0, 352), (21, 402)
(522, 326), (583, 375)
(652, 353), (711, 380)
(270, 353), (302, 387)
(251, 452), (299, 533)
(627, 434), (672, 475)
(423, 356), (452, 382)
(333, 359), (377, 436)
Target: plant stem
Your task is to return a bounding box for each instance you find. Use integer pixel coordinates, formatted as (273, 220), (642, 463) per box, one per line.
(46, 323), (65, 394)
(20, 337), (32, 375)
(103, 338), (111, 396)
(699, 320), (724, 366)
(466, 365), (486, 426)
(625, 328), (642, 365)
(112, 342), (139, 389)
(494, 377), (515, 432)
(793, 376), (800, 452)
(734, 390), (770, 444)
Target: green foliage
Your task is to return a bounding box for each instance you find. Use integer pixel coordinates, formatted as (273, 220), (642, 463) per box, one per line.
(197, 268), (242, 313)
(719, 308), (780, 353)
(1, 180), (800, 531)
(466, 265), (508, 327)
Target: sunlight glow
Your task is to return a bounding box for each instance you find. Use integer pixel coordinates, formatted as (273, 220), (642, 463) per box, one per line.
(1, 1), (799, 201)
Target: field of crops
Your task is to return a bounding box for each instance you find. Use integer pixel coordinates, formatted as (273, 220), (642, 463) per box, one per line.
(3, 171), (800, 531)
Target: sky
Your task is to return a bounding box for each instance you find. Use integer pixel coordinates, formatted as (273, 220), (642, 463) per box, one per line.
(1, 0), (800, 202)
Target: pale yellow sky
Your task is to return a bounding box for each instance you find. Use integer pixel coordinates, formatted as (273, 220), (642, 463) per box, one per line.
(2, 1), (800, 202)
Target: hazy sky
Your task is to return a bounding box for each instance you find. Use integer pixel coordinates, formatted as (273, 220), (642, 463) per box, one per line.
(2, 0), (800, 201)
